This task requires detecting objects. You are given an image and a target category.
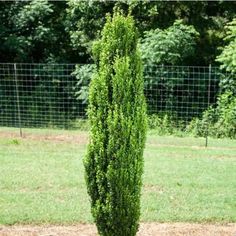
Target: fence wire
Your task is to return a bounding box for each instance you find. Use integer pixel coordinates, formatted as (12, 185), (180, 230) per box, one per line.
(0, 63), (83, 129)
(0, 63), (229, 136)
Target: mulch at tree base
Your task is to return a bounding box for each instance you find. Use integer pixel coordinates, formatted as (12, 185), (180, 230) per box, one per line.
(0, 223), (236, 236)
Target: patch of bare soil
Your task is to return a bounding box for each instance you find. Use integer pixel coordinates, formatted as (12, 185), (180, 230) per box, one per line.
(0, 223), (236, 236)
(148, 143), (236, 151)
(1, 130), (236, 151)
(0, 131), (89, 145)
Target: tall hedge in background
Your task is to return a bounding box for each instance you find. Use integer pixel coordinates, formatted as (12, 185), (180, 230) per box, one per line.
(84, 10), (147, 236)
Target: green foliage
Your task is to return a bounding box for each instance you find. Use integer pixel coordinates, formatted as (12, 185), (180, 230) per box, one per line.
(73, 64), (96, 104)
(65, 1), (236, 65)
(187, 92), (236, 139)
(216, 18), (236, 94)
(144, 66), (216, 121)
(148, 94), (236, 138)
(216, 18), (236, 73)
(0, 64), (82, 129)
(11, 139), (20, 145)
(148, 114), (184, 136)
(69, 118), (90, 131)
(140, 20), (199, 65)
(208, 19), (236, 138)
(186, 108), (215, 138)
(84, 10), (147, 236)
(15, 0), (53, 30)
(214, 91), (236, 138)
(0, 1), (76, 63)
(9, 0), (54, 61)
(1, 1), (236, 64)
(66, 0), (115, 62)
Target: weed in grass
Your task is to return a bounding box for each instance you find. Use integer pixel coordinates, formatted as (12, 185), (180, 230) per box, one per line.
(10, 139), (20, 145)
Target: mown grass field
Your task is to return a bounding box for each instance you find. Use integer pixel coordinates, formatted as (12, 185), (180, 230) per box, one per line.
(0, 128), (236, 225)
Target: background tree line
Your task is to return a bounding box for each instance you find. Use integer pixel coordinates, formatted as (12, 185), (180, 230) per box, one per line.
(0, 0), (235, 66)
(0, 0), (235, 138)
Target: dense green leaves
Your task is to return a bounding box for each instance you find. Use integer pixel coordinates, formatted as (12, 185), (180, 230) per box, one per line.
(84, 10), (147, 236)
(216, 18), (236, 73)
(1, 1), (236, 64)
(66, 0), (114, 62)
(73, 64), (96, 104)
(188, 91), (236, 139)
(140, 20), (199, 65)
(14, 0), (53, 61)
(0, 1), (76, 62)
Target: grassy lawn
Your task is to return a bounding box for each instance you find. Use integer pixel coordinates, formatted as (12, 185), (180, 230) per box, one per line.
(0, 128), (236, 225)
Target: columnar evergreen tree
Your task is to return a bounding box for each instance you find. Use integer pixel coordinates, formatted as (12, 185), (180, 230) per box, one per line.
(84, 10), (147, 236)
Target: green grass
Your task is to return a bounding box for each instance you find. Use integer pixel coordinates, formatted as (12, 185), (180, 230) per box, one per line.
(0, 128), (236, 225)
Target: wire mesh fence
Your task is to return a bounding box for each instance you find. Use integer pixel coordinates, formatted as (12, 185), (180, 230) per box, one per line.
(0, 63), (83, 130)
(144, 65), (220, 118)
(0, 63), (229, 138)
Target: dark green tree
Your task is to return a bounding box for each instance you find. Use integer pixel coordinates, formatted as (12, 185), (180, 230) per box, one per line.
(84, 10), (147, 236)
(0, 0), (77, 63)
(1, 0), (236, 65)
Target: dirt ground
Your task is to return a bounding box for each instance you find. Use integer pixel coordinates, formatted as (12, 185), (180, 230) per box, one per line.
(0, 223), (236, 236)
(0, 131), (89, 145)
(2, 131), (236, 151)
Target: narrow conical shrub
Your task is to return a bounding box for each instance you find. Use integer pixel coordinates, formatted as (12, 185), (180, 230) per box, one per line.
(84, 10), (147, 236)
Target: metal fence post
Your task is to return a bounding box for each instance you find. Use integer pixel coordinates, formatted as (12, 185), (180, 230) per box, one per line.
(14, 63), (23, 137)
(205, 64), (211, 147)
